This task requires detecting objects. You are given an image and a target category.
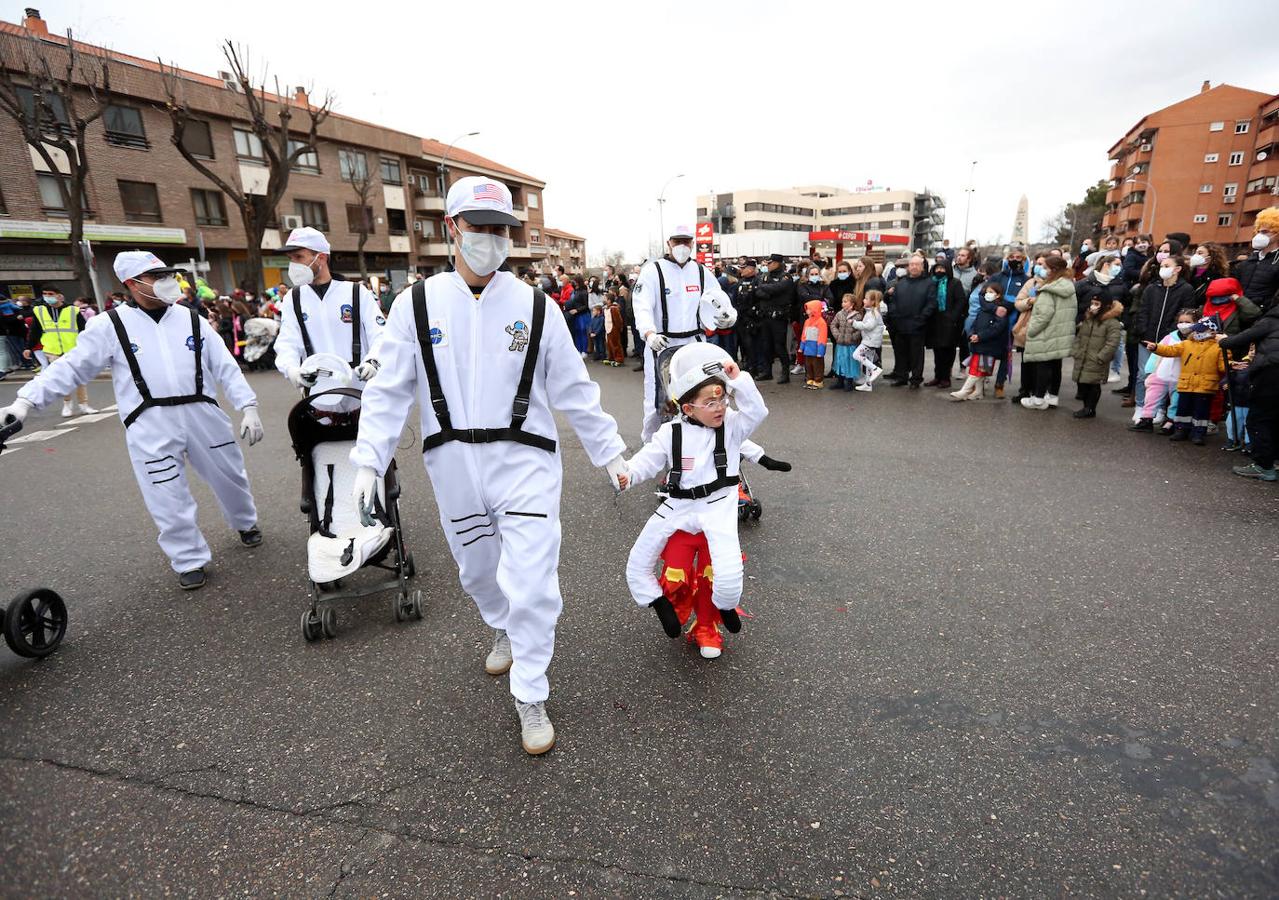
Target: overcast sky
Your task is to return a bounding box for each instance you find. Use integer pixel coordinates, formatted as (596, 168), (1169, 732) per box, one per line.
(29, 0), (1279, 261)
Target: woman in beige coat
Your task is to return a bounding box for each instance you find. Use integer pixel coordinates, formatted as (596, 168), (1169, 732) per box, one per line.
(1016, 256), (1078, 409)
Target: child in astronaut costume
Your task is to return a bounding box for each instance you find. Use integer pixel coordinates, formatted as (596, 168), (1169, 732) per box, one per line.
(0, 251), (264, 591)
(274, 226), (386, 394)
(349, 176), (627, 756)
(632, 225), (738, 443)
(621, 343), (768, 638)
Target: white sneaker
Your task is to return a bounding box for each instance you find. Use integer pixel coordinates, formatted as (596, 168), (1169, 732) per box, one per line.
(699, 645), (722, 660)
(854, 383), (872, 392)
(1045, 393), (1060, 408)
(790, 364), (804, 375)
(867, 366), (883, 383)
(515, 699), (555, 755)
(1107, 370), (1122, 383)
(485, 628), (512, 675)
(1020, 396), (1048, 410)
(74, 403), (99, 415)
(60, 401), (73, 417)
(1152, 411), (1166, 426)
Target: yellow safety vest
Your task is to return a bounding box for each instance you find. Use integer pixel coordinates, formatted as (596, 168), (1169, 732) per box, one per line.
(34, 303), (79, 355)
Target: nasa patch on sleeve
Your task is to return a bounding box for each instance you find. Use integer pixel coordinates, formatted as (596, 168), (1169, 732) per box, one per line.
(428, 319), (448, 347)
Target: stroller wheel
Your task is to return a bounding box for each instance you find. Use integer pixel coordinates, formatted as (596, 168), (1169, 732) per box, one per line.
(4, 588), (68, 658)
(392, 593), (406, 623)
(300, 609), (323, 643)
(750, 500), (763, 520)
(403, 552), (416, 579)
(320, 606), (338, 639)
(409, 589), (424, 621)
(737, 503), (749, 522)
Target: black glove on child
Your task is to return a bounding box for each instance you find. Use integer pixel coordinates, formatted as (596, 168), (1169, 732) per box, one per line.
(757, 455), (792, 472)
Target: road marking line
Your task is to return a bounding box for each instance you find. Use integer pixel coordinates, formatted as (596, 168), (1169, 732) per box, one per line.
(9, 427), (76, 444)
(56, 412), (116, 426)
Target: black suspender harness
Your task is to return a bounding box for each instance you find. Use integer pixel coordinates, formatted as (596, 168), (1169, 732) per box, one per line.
(291, 281), (363, 367)
(664, 421), (739, 500)
(107, 306), (217, 428)
(411, 279), (556, 454)
(654, 259), (706, 339)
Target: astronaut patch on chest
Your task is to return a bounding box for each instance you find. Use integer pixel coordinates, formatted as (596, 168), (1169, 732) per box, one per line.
(340, 304), (353, 324)
(428, 319), (448, 347)
(505, 319), (530, 352)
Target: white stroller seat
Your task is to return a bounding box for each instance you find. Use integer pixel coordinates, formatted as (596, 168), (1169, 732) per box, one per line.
(308, 440), (392, 583)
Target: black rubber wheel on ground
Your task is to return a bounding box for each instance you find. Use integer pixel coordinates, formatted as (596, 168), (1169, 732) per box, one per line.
(301, 609), (322, 643)
(320, 606), (338, 639)
(3, 588), (68, 658)
(737, 504), (749, 522)
(409, 589), (424, 621)
(403, 552), (416, 579)
(751, 500), (763, 520)
(392, 594), (406, 623)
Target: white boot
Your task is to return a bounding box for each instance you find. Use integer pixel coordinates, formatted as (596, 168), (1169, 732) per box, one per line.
(968, 377), (986, 401)
(949, 375), (977, 400)
(60, 400), (73, 417)
(515, 699), (555, 755)
(485, 628), (512, 675)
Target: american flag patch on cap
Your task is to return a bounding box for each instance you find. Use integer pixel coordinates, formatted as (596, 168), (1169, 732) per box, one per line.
(472, 183), (504, 202)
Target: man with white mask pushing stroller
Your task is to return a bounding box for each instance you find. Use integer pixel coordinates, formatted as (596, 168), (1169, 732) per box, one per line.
(350, 176), (629, 756)
(274, 226), (387, 394)
(0, 251), (265, 590)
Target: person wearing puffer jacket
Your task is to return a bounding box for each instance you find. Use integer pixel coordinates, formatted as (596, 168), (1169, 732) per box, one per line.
(1069, 296), (1124, 418)
(1132, 254), (1196, 412)
(1019, 256), (1078, 409)
(1145, 317), (1226, 445)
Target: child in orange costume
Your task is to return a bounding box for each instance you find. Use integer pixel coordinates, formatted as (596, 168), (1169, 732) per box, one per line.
(800, 299), (829, 389)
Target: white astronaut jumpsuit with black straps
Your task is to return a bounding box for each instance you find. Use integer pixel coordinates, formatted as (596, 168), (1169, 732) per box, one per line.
(274, 279), (387, 390)
(350, 270), (626, 704)
(631, 257), (736, 442)
(624, 371), (767, 611)
(16, 304), (259, 572)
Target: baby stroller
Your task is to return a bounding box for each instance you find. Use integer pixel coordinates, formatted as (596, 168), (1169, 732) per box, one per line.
(737, 469), (763, 522)
(0, 420), (68, 658)
(286, 355), (421, 642)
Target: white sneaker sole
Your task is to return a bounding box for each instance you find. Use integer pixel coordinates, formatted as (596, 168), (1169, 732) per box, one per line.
(522, 731), (555, 755)
(699, 645), (722, 659)
(485, 656), (513, 676)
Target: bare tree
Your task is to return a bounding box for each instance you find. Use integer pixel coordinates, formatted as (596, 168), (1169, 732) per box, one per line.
(0, 28), (111, 297)
(160, 43), (332, 292)
(347, 159), (379, 282)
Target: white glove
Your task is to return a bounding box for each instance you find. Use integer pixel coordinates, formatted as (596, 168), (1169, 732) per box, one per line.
(286, 365), (316, 390)
(645, 331), (669, 353)
(1, 398), (33, 425)
(239, 406), (264, 446)
(352, 466), (380, 522)
(713, 306), (738, 329)
(354, 358), (381, 381)
(605, 455), (630, 492)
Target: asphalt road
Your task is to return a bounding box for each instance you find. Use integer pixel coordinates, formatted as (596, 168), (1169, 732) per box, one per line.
(2, 355), (1277, 898)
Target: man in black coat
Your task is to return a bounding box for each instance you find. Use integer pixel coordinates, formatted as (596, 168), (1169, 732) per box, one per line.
(885, 256), (937, 388)
(753, 253), (796, 383)
(1234, 214), (1279, 313)
(1219, 304), (1279, 481)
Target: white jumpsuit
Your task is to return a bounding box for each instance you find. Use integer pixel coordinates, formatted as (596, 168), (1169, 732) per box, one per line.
(624, 372), (767, 611)
(18, 304), (259, 573)
(274, 280), (386, 391)
(350, 271), (626, 704)
(631, 258), (736, 443)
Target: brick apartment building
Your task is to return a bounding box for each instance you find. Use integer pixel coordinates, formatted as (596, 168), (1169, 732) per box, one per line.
(539, 228), (586, 274)
(0, 10), (557, 300)
(1103, 81), (1279, 252)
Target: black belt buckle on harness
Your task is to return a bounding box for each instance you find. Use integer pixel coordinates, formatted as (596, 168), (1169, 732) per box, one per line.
(511, 395), (531, 422)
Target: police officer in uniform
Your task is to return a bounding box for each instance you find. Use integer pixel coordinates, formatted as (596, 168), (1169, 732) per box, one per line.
(733, 258), (763, 377)
(753, 253), (796, 383)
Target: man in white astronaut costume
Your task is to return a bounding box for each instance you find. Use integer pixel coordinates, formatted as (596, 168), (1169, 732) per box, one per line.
(0, 251), (264, 590)
(631, 224), (738, 442)
(621, 343), (767, 634)
(274, 226), (386, 392)
(349, 176), (628, 756)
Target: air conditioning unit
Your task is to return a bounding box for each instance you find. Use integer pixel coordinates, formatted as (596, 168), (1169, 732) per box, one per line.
(1139, 142), (1153, 152)
(281, 214), (304, 230)
(413, 220), (423, 232)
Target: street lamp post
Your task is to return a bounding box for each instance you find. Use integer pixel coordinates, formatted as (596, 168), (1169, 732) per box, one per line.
(657, 173), (685, 251)
(1125, 176), (1158, 237)
(962, 160), (977, 244)
(438, 131), (480, 269)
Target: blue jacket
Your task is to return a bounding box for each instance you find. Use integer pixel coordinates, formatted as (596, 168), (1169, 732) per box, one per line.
(969, 297), (1012, 357)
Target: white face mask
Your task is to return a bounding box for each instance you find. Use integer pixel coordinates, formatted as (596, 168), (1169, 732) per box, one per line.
(1176, 322), (1194, 333)
(836, 272), (850, 280)
(895, 268), (906, 278)
(984, 292), (998, 302)
(1158, 266), (1174, 280)
(1253, 232), (1272, 251)
(808, 275), (821, 284)
(148, 277), (183, 305)
(288, 257), (317, 286)
(457, 229), (510, 276)
(1189, 253), (1206, 267)
(670, 244), (692, 264)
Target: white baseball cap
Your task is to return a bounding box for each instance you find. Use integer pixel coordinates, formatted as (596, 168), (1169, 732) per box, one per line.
(446, 175), (521, 228)
(669, 224), (695, 239)
(113, 250), (181, 284)
(281, 226), (331, 254)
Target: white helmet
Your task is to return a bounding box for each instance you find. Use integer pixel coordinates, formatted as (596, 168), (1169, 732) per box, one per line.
(666, 342), (732, 405)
